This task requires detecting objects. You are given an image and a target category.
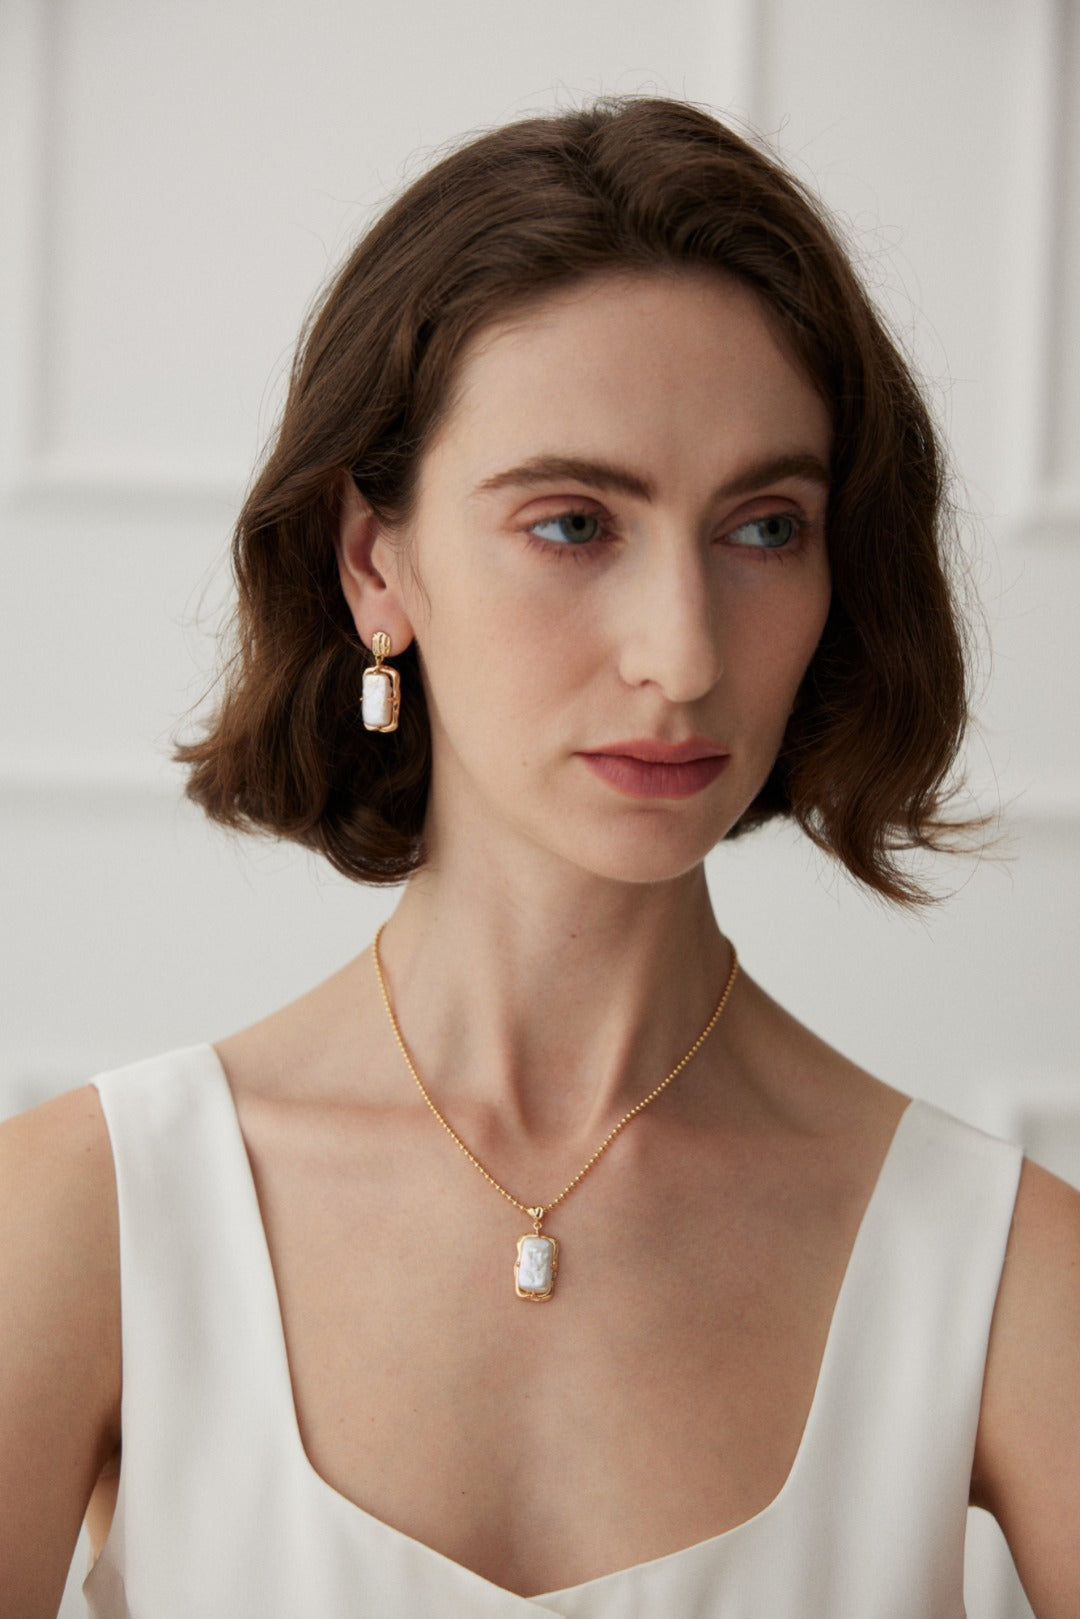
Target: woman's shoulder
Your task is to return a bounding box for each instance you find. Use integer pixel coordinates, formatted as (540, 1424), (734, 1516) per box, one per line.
(0, 1080), (121, 1278)
(0, 1083), (122, 1384)
(0, 1085), (122, 1614)
(971, 1154), (1080, 1608)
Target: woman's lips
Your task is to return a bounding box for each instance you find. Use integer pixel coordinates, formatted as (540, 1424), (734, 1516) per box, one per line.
(578, 750), (730, 800)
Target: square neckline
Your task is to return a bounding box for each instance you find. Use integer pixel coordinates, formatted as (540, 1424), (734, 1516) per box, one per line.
(201, 1040), (919, 1606)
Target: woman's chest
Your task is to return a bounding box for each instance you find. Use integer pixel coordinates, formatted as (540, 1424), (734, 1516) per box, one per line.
(244, 1109), (876, 1597)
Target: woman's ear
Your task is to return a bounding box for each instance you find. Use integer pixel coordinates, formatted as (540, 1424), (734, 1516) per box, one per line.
(335, 474), (416, 654)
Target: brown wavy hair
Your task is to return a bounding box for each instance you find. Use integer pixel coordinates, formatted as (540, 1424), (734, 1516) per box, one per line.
(175, 95), (983, 904)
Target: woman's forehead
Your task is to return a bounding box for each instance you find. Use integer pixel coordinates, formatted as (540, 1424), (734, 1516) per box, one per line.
(456, 266), (767, 373)
(423, 271), (831, 497)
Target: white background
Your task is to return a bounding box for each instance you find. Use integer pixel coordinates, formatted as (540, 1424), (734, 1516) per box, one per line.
(1, 3), (1076, 1615)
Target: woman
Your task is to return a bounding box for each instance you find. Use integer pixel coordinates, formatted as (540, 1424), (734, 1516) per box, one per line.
(2, 96), (1077, 1618)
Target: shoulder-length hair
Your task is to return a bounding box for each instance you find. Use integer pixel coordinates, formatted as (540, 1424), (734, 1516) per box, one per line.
(175, 95), (981, 905)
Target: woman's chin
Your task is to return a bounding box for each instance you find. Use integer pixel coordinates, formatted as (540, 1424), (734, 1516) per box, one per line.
(544, 817), (734, 887)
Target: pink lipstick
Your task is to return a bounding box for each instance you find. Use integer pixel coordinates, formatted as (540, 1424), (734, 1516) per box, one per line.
(577, 738), (730, 800)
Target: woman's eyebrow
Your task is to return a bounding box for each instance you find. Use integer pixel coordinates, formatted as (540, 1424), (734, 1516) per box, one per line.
(470, 451), (830, 503)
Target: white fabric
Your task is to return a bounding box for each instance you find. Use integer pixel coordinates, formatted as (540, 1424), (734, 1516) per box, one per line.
(85, 1043), (1021, 1618)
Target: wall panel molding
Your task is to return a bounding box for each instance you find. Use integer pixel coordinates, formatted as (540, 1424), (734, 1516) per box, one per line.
(1, 0), (768, 511)
(996, 784), (1080, 832)
(0, 0), (272, 505)
(5, 454), (246, 515)
(1042, 0), (1080, 495)
(1010, 486), (1080, 547)
(710, 0), (765, 130)
(0, 0), (52, 493)
(0, 755), (184, 804)
(1013, 0), (1080, 537)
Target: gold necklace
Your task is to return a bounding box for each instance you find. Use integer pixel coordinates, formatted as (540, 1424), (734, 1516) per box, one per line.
(371, 923), (740, 1301)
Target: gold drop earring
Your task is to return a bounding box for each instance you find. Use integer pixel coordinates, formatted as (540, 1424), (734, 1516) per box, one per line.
(361, 631), (401, 732)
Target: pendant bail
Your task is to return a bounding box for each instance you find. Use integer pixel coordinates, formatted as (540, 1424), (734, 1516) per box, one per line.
(528, 1205), (545, 1234)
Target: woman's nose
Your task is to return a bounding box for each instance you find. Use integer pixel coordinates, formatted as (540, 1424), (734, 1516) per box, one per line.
(615, 541), (723, 703)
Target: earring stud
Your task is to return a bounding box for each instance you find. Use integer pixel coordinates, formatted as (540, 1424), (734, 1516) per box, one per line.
(362, 630), (401, 732)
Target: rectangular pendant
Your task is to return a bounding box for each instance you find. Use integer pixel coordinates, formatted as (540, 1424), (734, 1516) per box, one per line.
(515, 1233), (558, 1300)
(361, 666), (400, 731)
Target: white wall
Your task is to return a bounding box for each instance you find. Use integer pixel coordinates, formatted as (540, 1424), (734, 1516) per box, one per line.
(2, 4), (1076, 1616)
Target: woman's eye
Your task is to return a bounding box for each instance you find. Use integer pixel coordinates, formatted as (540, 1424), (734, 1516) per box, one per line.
(528, 511), (602, 547)
(727, 513), (800, 550)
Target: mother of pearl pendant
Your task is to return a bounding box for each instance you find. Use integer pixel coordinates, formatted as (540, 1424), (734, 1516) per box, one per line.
(361, 665), (400, 731)
(515, 1231), (559, 1301)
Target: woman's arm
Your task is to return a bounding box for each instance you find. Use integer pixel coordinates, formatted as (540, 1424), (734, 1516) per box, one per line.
(971, 1156), (1080, 1616)
(0, 1086), (122, 1619)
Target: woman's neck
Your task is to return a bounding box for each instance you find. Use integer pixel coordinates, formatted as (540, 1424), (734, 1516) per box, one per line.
(376, 843), (732, 1148)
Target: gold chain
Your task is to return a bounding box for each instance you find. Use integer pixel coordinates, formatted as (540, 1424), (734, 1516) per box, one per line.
(371, 922), (739, 1226)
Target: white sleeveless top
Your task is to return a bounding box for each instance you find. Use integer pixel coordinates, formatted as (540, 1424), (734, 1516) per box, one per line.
(84, 1043), (1021, 1618)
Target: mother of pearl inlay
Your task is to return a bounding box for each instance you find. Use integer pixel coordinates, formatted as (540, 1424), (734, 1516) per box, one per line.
(515, 1234), (558, 1299)
(362, 669), (393, 728)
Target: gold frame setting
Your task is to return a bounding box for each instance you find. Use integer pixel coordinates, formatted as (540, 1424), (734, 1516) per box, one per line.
(362, 663), (400, 732)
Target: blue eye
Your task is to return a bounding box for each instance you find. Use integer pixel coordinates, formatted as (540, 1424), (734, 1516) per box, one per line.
(728, 514), (799, 549)
(528, 511), (602, 546)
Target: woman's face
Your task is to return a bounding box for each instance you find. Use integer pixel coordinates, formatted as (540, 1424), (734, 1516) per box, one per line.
(379, 269), (832, 885)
